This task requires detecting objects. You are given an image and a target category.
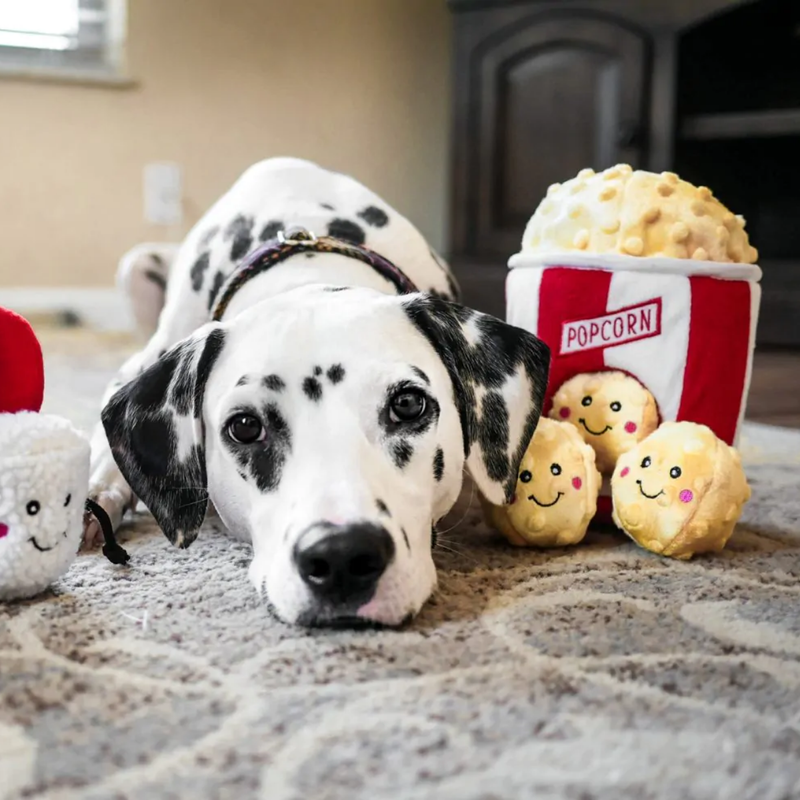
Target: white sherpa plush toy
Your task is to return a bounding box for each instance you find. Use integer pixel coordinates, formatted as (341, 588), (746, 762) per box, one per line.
(0, 412), (91, 600)
(0, 307), (128, 600)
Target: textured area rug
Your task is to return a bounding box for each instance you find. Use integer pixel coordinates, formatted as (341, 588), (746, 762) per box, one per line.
(2, 331), (800, 800)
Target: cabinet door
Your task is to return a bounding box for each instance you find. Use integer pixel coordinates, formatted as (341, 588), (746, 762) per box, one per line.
(463, 12), (650, 258)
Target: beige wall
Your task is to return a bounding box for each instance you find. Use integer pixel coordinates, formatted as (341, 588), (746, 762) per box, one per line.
(0, 0), (451, 288)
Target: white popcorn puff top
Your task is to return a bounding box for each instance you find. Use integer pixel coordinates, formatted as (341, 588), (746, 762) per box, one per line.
(0, 412), (90, 600)
(522, 164), (759, 264)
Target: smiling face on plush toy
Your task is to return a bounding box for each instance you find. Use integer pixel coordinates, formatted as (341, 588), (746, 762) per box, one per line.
(0, 413), (90, 600)
(549, 371), (659, 473)
(483, 417), (601, 548)
(611, 421), (751, 559)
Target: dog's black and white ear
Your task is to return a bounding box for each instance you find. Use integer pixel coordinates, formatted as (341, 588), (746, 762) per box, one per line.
(101, 324), (226, 548)
(403, 294), (551, 505)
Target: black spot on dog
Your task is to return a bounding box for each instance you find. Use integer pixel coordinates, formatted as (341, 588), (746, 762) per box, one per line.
(207, 270), (226, 311)
(391, 440), (413, 469)
(358, 206), (389, 228)
(314, 366), (323, 376)
(327, 364), (345, 384)
(227, 402), (292, 493)
(433, 448), (445, 482)
(305, 253), (316, 259)
(320, 203), (335, 211)
(327, 218), (365, 246)
(199, 226), (220, 249)
(259, 219), (284, 242)
(190, 252), (210, 291)
(129, 411), (175, 477)
(479, 392), (510, 482)
(194, 329), (226, 418)
(323, 286), (350, 293)
(236, 376), (250, 387)
(144, 269), (167, 291)
(303, 377), (323, 402)
(225, 214), (255, 261)
(376, 499), (390, 517)
(401, 528), (410, 551)
(263, 374), (286, 392)
(411, 366), (430, 385)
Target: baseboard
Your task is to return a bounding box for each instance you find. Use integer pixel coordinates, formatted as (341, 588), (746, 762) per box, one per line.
(0, 287), (134, 332)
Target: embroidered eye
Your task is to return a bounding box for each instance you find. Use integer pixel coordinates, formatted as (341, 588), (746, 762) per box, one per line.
(519, 470), (532, 483)
(610, 401), (622, 412)
(641, 456), (651, 469)
(226, 413), (265, 444)
(64, 494), (72, 507)
(26, 501), (41, 516)
(670, 466), (682, 479)
(550, 463), (562, 476)
(389, 390), (427, 423)
(581, 396), (592, 407)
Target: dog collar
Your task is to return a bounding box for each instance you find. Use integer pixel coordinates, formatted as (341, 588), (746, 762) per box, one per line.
(210, 227), (418, 321)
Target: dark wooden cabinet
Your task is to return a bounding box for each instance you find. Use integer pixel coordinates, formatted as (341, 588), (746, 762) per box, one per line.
(447, 0), (800, 346)
(456, 10), (650, 258)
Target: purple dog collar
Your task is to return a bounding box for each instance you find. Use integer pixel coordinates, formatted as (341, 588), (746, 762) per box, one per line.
(210, 227), (418, 321)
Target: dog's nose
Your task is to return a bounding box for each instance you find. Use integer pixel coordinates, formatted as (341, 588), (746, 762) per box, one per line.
(294, 523), (395, 601)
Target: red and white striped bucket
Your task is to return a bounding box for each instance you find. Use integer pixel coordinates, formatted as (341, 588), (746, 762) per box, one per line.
(506, 252), (762, 448)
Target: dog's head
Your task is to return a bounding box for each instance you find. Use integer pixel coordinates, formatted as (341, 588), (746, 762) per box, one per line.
(102, 286), (550, 626)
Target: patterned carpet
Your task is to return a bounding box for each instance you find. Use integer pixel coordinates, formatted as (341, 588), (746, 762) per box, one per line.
(2, 330), (800, 799)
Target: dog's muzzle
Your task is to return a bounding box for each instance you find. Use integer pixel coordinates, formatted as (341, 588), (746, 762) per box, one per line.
(293, 522), (395, 606)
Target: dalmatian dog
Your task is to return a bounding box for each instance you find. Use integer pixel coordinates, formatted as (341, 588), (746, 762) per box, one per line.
(88, 157), (550, 628)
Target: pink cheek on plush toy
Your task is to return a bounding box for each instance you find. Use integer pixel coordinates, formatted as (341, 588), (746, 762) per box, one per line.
(679, 490), (694, 504)
(0, 523), (7, 539)
(624, 422), (638, 434)
(572, 477), (582, 490)
(620, 467), (630, 478)
(559, 407), (570, 419)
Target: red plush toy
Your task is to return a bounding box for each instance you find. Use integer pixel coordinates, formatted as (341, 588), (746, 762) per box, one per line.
(0, 307), (45, 414)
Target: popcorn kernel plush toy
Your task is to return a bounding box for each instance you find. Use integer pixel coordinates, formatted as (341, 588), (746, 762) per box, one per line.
(482, 417), (601, 547)
(611, 421), (751, 560)
(550, 370), (659, 474)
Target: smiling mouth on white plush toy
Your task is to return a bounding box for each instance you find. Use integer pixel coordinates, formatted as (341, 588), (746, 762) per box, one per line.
(28, 535), (61, 552)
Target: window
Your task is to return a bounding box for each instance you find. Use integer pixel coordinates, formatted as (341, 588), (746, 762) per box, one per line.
(0, 0), (127, 80)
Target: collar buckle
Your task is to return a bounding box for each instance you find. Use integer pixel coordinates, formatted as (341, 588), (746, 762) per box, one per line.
(277, 227), (317, 246)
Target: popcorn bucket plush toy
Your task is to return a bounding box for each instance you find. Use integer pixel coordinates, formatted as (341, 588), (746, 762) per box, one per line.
(505, 165), (760, 533)
(0, 308), (127, 601)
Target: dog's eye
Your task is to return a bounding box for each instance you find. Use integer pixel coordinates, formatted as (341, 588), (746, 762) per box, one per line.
(550, 463), (562, 476)
(519, 470), (532, 483)
(581, 396), (592, 407)
(26, 500), (41, 516)
(610, 401), (621, 412)
(670, 466), (682, 479)
(226, 413), (265, 444)
(641, 456), (652, 468)
(389, 390), (427, 423)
